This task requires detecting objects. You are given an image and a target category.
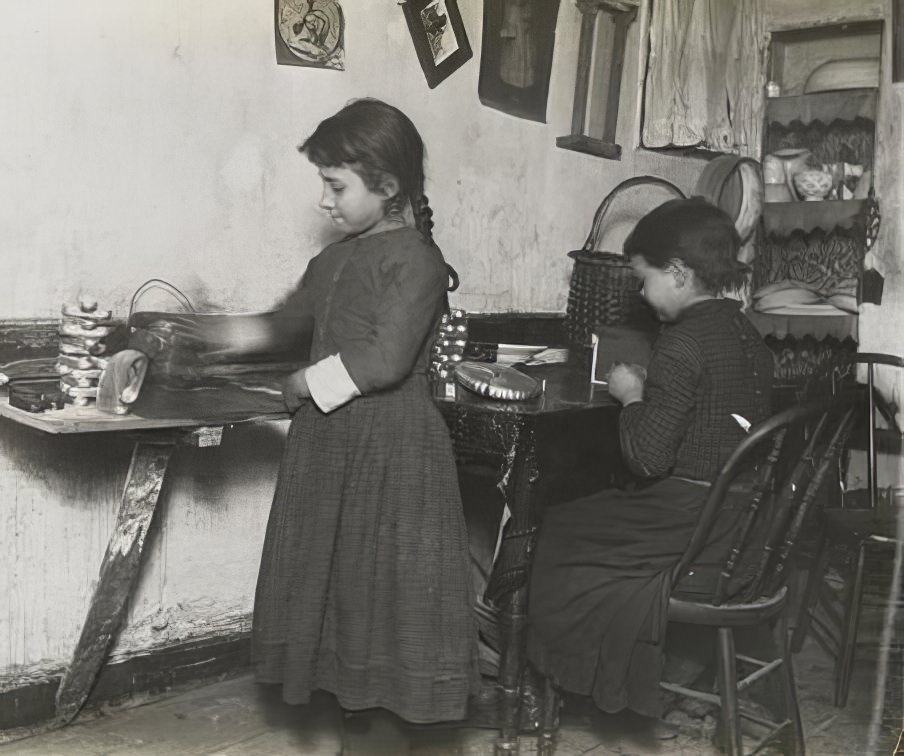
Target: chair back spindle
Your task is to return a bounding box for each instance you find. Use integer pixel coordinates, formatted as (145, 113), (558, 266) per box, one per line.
(747, 412), (828, 600)
(672, 398), (856, 607)
(713, 428), (786, 605)
(764, 406), (856, 597)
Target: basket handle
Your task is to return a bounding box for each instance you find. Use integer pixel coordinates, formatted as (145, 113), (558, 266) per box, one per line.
(582, 175), (685, 253)
(128, 279), (196, 322)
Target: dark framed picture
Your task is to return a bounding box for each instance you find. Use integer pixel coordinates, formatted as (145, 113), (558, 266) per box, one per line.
(478, 0), (561, 122)
(402, 0), (473, 89)
(275, 0), (345, 70)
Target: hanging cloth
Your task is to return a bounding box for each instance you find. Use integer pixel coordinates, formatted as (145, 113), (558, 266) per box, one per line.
(642, 0), (767, 157)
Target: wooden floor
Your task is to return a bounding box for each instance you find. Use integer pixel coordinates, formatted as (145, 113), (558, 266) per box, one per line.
(0, 632), (896, 756)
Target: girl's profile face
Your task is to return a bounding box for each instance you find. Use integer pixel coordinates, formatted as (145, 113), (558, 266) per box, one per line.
(317, 164), (389, 236)
(630, 254), (684, 322)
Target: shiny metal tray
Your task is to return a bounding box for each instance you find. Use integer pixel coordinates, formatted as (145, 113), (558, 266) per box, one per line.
(454, 361), (542, 402)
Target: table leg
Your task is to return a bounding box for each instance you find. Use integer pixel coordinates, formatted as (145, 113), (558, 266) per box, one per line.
(495, 586), (529, 754)
(54, 440), (177, 724)
(491, 423), (542, 755)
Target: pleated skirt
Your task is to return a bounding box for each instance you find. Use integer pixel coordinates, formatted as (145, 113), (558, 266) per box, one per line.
(252, 375), (480, 723)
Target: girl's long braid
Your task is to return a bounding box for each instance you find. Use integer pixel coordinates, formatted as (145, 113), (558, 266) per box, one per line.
(414, 193), (458, 293)
(414, 194), (434, 242)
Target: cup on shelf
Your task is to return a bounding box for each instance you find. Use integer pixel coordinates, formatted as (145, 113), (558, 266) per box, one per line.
(792, 169), (834, 201)
(766, 148), (812, 202)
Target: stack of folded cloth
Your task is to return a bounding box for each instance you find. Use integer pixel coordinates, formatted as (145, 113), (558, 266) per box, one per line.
(752, 279), (857, 315)
(56, 298), (114, 406)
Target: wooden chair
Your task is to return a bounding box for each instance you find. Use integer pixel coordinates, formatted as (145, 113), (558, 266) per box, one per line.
(791, 353), (904, 708)
(662, 398), (856, 756)
(532, 399), (855, 756)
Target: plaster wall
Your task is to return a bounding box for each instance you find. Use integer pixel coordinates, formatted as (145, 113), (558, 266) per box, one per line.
(0, 0), (702, 320)
(3, 0), (903, 694)
(0, 0), (708, 684)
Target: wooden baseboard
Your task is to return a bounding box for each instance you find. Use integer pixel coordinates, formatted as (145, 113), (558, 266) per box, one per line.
(0, 634), (251, 733)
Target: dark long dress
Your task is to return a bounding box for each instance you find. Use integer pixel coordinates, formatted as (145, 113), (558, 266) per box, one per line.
(252, 227), (480, 724)
(527, 298), (773, 717)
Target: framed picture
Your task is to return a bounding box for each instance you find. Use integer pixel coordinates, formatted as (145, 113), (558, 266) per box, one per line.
(402, 0), (473, 89)
(275, 0), (345, 70)
(478, 0), (561, 122)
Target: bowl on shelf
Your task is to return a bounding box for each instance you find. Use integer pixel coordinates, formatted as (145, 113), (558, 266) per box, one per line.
(792, 169), (833, 201)
(803, 57), (880, 94)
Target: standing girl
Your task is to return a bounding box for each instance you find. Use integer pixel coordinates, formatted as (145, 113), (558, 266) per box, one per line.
(250, 98), (479, 723)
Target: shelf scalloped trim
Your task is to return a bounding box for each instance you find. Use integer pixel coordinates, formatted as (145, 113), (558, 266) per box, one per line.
(763, 199), (865, 236)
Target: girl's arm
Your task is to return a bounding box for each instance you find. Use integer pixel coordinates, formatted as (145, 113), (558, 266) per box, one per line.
(197, 268), (316, 361)
(618, 331), (702, 477)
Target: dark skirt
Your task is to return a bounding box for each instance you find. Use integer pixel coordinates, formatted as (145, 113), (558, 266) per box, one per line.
(526, 477), (749, 718)
(252, 374), (480, 723)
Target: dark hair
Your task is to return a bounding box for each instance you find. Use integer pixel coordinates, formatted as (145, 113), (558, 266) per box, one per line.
(299, 98), (435, 241)
(623, 197), (748, 293)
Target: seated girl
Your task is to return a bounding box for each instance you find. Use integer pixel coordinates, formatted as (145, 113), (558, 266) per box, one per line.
(526, 197), (773, 719)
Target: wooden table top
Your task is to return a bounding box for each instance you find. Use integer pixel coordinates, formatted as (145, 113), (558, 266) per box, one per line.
(0, 363), (615, 435)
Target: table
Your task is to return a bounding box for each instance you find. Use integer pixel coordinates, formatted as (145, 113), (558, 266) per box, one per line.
(438, 364), (622, 752)
(1, 365), (621, 752)
(0, 381), (290, 726)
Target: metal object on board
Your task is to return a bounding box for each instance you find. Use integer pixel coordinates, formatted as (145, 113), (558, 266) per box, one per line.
(454, 361), (542, 402)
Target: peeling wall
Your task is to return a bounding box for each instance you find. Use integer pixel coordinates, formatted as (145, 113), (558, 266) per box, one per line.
(0, 0), (704, 321)
(0, 0), (710, 685)
(0, 420), (283, 679)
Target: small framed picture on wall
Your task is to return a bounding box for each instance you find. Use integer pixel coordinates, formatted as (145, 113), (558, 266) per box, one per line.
(478, 0), (561, 122)
(275, 0), (345, 70)
(402, 0), (473, 89)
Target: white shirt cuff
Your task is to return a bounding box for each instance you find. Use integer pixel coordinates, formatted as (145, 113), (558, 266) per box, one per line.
(305, 354), (361, 413)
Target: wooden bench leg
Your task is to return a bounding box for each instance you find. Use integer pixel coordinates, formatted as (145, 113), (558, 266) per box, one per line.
(54, 440), (177, 724)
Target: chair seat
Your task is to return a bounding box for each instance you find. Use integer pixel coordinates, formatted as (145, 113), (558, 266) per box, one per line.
(669, 586), (788, 627)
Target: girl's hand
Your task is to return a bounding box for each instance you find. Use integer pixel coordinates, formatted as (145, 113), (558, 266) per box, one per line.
(283, 368), (311, 412)
(607, 363), (646, 406)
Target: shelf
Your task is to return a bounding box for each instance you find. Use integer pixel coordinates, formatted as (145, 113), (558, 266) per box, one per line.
(747, 310), (857, 342)
(765, 88), (877, 127)
(555, 134), (622, 161)
(763, 199), (865, 236)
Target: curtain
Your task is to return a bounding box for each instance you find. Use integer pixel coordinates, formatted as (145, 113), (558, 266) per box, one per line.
(642, 0), (768, 157)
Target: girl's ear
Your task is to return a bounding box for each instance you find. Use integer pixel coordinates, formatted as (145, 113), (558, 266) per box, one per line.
(667, 258), (690, 287)
(376, 175), (400, 200)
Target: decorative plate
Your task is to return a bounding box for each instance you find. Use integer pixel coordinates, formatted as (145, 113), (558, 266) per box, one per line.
(454, 361), (542, 402)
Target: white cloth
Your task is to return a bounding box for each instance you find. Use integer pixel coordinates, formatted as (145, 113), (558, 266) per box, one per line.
(642, 0), (766, 156)
(305, 353), (361, 413)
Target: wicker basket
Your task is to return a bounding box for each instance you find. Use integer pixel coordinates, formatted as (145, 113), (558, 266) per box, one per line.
(565, 250), (646, 346)
(564, 176), (685, 347)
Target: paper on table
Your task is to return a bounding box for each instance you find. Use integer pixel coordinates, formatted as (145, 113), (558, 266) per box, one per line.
(524, 348), (569, 366)
(494, 343), (547, 366)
